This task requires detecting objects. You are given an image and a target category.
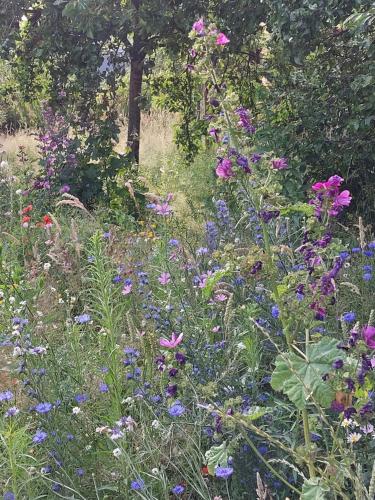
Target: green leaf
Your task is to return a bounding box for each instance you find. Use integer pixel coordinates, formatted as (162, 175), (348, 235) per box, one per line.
(271, 338), (341, 409)
(242, 406), (270, 421)
(301, 478), (330, 499)
(202, 269), (230, 299)
(205, 442), (228, 475)
(280, 202), (314, 217)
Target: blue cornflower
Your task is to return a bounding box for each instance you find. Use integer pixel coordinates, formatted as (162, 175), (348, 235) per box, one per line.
(364, 250), (374, 257)
(99, 382), (109, 393)
(75, 468), (85, 477)
(33, 429), (48, 444)
(363, 265), (373, 272)
(131, 479), (145, 491)
(343, 312), (356, 323)
(171, 484), (185, 495)
(168, 402), (185, 417)
(103, 231), (111, 239)
(168, 239), (179, 246)
(351, 247), (361, 253)
(271, 305), (279, 319)
(35, 402), (52, 414)
(74, 313), (91, 324)
(215, 466), (233, 479)
(75, 394), (88, 404)
(311, 433), (321, 442)
(3, 493), (15, 500)
(0, 390), (14, 402)
(363, 273), (373, 281)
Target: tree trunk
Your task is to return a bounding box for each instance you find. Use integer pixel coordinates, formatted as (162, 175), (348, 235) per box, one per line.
(127, 38), (145, 163)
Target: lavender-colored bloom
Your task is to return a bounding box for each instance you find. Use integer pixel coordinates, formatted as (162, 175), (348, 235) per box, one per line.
(99, 382), (109, 393)
(168, 402), (185, 417)
(168, 239), (179, 246)
(216, 199), (230, 227)
(0, 390), (14, 402)
(310, 433), (321, 442)
(103, 231), (111, 239)
(74, 313), (91, 324)
(205, 221), (218, 251)
(363, 273), (373, 281)
(35, 402), (52, 414)
(75, 467), (85, 477)
(33, 429), (48, 444)
(251, 153), (262, 163)
(215, 466), (233, 479)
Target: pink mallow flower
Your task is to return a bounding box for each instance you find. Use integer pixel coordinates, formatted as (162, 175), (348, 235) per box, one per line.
(271, 157), (288, 170)
(154, 202), (172, 216)
(158, 272), (171, 285)
(216, 33), (230, 45)
(122, 284), (132, 295)
(363, 326), (375, 349)
(192, 19), (205, 34)
(159, 332), (183, 349)
(216, 158), (234, 178)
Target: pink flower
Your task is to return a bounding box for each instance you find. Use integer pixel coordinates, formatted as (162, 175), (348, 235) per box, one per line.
(312, 175), (344, 191)
(192, 18), (205, 34)
(271, 157), (288, 170)
(212, 326), (221, 333)
(122, 284), (132, 295)
(158, 272), (171, 285)
(214, 293), (227, 302)
(159, 332), (183, 349)
(216, 158), (234, 178)
(216, 33), (230, 45)
(334, 190), (352, 207)
(363, 326), (375, 349)
(154, 202), (172, 216)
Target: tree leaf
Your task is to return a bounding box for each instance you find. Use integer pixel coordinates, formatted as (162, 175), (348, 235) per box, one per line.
(271, 338), (341, 409)
(205, 442), (228, 475)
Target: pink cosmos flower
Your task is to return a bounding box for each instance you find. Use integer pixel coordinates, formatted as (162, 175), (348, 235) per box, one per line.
(192, 18), (205, 34)
(363, 326), (375, 349)
(122, 284), (132, 295)
(216, 33), (230, 45)
(271, 157), (288, 170)
(216, 158), (234, 178)
(158, 272), (171, 285)
(159, 332), (183, 349)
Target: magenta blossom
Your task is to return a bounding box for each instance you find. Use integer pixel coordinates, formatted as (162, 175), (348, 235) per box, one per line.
(363, 326), (375, 349)
(216, 33), (230, 45)
(271, 157), (288, 170)
(154, 202), (173, 216)
(192, 19), (205, 34)
(216, 158), (234, 178)
(159, 332), (183, 349)
(312, 175), (344, 192)
(158, 272), (171, 285)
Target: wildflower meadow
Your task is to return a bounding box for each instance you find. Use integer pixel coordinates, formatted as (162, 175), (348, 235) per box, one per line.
(1, 3), (375, 500)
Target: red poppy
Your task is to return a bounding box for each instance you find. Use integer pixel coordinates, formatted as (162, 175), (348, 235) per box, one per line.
(22, 216), (31, 224)
(43, 215), (53, 226)
(21, 204), (33, 215)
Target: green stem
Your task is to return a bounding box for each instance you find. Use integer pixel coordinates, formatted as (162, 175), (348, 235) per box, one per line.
(240, 428), (302, 496)
(302, 408), (316, 478)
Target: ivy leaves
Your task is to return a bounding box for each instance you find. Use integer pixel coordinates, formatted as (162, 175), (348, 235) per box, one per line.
(271, 338), (342, 409)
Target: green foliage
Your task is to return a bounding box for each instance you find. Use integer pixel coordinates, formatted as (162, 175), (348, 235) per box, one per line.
(271, 338), (342, 409)
(301, 478), (330, 499)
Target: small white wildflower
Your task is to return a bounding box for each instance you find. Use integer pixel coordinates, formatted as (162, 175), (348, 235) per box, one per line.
(341, 418), (352, 428)
(151, 468), (159, 475)
(15, 189), (22, 195)
(72, 406), (81, 415)
(58, 298), (64, 304)
(13, 346), (23, 357)
(43, 262), (51, 271)
(9, 296), (15, 304)
(20, 300), (26, 306)
(122, 397), (134, 404)
(36, 311), (43, 317)
(347, 432), (361, 444)
(85, 444), (92, 451)
(112, 447), (122, 458)
(151, 419), (160, 429)
(70, 296), (76, 303)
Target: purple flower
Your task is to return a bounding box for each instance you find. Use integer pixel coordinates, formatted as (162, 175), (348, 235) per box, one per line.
(271, 305), (279, 319)
(332, 359), (344, 369)
(99, 382), (109, 393)
(215, 466), (233, 479)
(216, 158), (234, 178)
(33, 429), (48, 444)
(168, 402), (185, 417)
(271, 157), (288, 170)
(158, 272), (171, 285)
(35, 402), (52, 414)
(75, 467), (85, 477)
(363, 326), (375, 349)
(59, 184), (70, 194)
(5, 406), (19, 417)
